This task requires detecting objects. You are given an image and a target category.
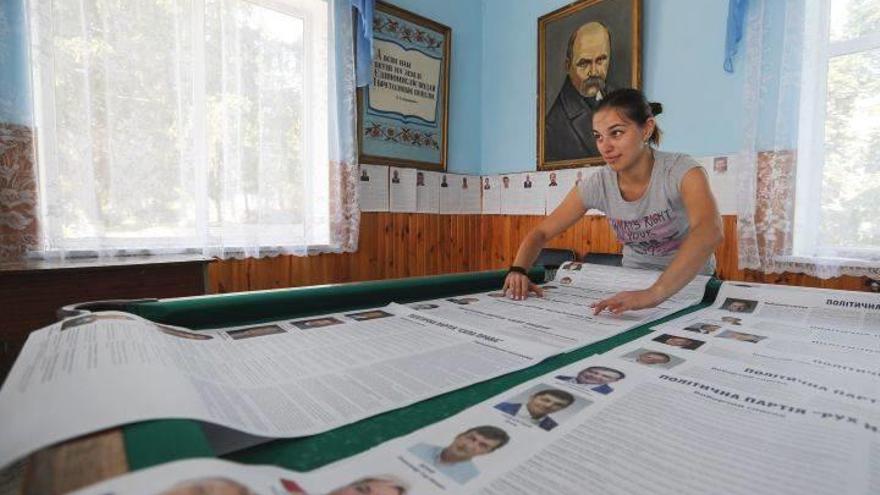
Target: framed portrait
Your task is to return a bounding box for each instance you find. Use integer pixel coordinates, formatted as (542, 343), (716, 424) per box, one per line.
(538, 0), (642, 170)
(358, 1), (451, 171)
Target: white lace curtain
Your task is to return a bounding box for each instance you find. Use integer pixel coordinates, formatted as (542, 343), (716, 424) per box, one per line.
(737, 0), (880, 279)
(27, 0), (360, 260)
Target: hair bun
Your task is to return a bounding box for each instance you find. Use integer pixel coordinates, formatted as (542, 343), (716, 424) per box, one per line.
(649, 102), (663, 116)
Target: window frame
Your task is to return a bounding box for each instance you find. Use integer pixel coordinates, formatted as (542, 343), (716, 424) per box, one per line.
(28, 0), (332, 257)
(793, 1), (880, 261)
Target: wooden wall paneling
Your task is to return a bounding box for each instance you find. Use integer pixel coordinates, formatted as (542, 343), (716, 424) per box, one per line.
(509, 217), (526, 269)
(381, 213), (394, 278)
(493, 215), (506, 269)
(406, 213), (420, 278)
(409, 213), (418, 277)
(288, 254), (308, 288)
(437, 215), (452, 273)
(487, 214), (500, 270)
(208, 258), (249, 294)
(714, 216), (742, 281)
(206, 261), (225, 293)
(399, 213), (410, 277)
(351, 213), (372, 282)
(741, 270), (867, 291)
(205, 213), (875, 294)
(409, 213), (422, 277)
(469, 214), (481, 272)
(388, 214), (401, 278)
(424, 213), (434, 276)
(285, 256), (302, 288)
(460, 216), (470, 272)
(424, 213), (438, 276)
(449, 214), (461, 273)
(452, 216), (463, 272)
(461, 215), (473, 271)
(315, 253), (333, 286)
(470, 215), (481, 270)
(492, 216), (509, 270)
(389, 212), (400, 277)
(477, 215), (490, 270)
(449, 215), (461, 272)
(257, 255), (290, 290)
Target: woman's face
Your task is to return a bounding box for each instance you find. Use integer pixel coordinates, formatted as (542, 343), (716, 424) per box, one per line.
(592, 108), (653, 172)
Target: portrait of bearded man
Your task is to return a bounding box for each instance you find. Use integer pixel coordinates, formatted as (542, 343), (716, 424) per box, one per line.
(538, 0), (641, 167)
(545, 22), (610, 161)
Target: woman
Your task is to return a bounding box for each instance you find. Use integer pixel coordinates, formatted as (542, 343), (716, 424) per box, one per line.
(503, 88), (722, 315)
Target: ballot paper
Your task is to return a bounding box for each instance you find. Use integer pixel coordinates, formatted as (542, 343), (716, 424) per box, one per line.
(438, 173), (460, 213)
(75, 319), (880, 495)
(389, 167), (417, 212)
(417, 170), (441, 213)
(543, 168), (577, 213)
(439, 174), (486, 214)
(641, 281), (880, 378)
(501, 173), (545, 215)
(357, 164), (389, 212)
(0, 305), (552, 468)
(0, 263), (710, 469)
(409, 263), (710, 355)
(698, 154), (737, 215)
(481, 176), (501, 214)
(460, 175), (483, 213)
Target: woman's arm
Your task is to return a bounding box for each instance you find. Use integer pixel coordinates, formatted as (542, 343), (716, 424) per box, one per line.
(591, 167), (723, 314)
(503, 187), (588, 300)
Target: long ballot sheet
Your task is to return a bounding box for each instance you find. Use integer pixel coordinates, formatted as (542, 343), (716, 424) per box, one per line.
(0, 264), (709, 469)
(72, 280), (880, 495)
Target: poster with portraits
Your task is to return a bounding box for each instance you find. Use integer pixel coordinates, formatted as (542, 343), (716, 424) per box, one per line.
(358, 164), (390, 212)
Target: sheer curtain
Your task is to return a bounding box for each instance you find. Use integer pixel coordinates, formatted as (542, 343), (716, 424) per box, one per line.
(737, 0), (880, 279)
(27, 0), (360, 260)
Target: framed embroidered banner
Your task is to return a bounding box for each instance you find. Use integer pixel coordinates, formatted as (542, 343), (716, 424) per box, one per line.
(358, 1), (451, 171)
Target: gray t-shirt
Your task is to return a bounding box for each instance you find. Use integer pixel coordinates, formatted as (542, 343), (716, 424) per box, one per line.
(577, 150), (715, 275)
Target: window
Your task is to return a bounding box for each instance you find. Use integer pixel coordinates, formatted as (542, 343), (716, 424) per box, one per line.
(28, 0), (331, 257)
(794, 0), (880, 261)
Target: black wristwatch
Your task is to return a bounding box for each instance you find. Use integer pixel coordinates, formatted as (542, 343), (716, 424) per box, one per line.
(507, 265), (528, 276)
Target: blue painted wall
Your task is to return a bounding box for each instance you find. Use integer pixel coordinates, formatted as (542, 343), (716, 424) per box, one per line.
(480, 0), (746, 174)
(0, 0), (31, 126)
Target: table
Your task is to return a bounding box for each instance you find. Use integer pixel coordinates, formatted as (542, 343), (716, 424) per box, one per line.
(20, 269), (719, 494)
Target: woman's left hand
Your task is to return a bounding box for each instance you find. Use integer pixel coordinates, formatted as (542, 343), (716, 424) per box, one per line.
(591, 288), (665, 315)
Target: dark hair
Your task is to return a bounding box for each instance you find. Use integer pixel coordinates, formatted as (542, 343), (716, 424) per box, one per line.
(596, 88), (663, 146)
(533, 388), (575, 405)
(462, 426), (510, 450)
(582, 366), (626, 380)
(640, 351), (671, 363)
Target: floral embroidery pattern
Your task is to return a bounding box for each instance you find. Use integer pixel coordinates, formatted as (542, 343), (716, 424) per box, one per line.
(364, 121), (439, 150)
(738, 150), (880, 279)
(373, 14), (443, 53)
(0, 123), (38, 261)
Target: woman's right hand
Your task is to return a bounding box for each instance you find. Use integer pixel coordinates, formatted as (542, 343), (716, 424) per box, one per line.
(502, 271), (544, 300)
